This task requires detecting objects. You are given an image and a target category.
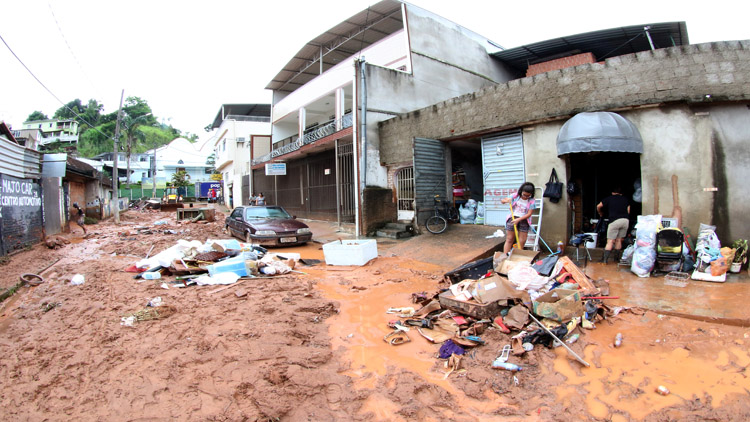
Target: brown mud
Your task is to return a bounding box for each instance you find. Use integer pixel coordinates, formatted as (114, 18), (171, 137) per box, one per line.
(0, 209), (748, 421)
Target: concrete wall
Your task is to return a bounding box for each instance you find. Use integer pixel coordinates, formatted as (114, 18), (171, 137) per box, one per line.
(0, 174), (43, 255)
(377, 40), (750, 243)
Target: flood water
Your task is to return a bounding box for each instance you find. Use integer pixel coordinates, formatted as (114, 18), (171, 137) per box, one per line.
(271, 241), (750, 419)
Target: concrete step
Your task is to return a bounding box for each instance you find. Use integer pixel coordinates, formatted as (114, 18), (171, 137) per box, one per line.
(384, 222), (411, 231)
(376, 228), (413, 239)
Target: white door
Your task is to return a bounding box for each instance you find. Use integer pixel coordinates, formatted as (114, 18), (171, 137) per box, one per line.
(481, 131), (525, 226)
(396, 167), (415, 221)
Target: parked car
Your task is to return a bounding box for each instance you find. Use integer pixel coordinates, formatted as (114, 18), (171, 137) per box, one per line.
(225, 205), (312, 246)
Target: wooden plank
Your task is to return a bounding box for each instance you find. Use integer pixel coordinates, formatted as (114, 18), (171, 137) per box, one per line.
(558, 256), (599, 293)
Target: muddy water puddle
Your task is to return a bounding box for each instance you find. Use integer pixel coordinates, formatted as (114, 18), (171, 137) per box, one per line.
(551, 312), (750, 419)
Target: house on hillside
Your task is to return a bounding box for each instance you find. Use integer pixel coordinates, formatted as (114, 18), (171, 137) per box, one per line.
(377, 24), (750, 245)
(251, 0), (515, 226)
(20, 118), (79, 146)
(208, 104), (271, 208)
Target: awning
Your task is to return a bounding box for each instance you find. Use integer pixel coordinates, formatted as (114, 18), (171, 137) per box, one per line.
(556, 112), (643, 156)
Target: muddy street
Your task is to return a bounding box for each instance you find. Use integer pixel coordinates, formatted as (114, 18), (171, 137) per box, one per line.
(0, 208), (749, 421)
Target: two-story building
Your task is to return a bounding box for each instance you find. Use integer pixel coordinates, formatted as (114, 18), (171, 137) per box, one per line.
(209, 104), (271, 208)
(20, 118), (79, 146)
(251, 0), (515, 228)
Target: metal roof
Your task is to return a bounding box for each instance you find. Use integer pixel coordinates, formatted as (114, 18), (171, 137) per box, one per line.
(491, 22), (689, 73)
(266, 0), (404, 93)
(210, 104), (272, 129)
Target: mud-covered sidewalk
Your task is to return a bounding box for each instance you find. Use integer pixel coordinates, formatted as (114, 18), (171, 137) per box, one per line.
(0, 208), (748, 421)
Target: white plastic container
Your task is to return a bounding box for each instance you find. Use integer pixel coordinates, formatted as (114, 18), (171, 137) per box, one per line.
(142, 271), (162, 280)
(323, 239), (378, 266)
(585, 233), (598, 249)
(208, 256), (248, 277)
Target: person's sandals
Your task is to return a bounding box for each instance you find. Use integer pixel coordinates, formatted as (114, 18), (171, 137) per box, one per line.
(383, 330), (411, 345)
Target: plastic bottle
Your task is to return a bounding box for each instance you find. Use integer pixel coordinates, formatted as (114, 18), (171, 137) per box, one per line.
(656, 385), (670, 396)
(566, 334), (580, 344)
(557, 241), (564, 254)
(614, 333), (623, 347)
(492, 361), (522, 371)
(142, 271), (162, 280)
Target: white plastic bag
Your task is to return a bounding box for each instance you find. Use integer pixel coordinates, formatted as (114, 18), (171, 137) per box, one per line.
(474, 202), (485, 225)
(508, 262), (549, 291)
(459, 204), (475, 224)
(630, 215), (660, 277)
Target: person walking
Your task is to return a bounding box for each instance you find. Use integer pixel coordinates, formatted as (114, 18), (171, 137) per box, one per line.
(597, 186), (631, 263)
(72, 202), (87, 235)
(500, 182), (536, 255)
(255, 192), (266, 206)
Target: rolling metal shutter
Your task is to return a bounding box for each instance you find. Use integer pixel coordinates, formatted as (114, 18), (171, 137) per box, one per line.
(413, 138), (447, 225)
(481, 131), (525, 226)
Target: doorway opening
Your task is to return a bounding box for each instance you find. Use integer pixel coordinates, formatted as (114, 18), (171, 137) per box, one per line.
(568, 152), (642, 246)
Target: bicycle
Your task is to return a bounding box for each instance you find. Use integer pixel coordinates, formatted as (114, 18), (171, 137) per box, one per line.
(425, 195), (459, 234)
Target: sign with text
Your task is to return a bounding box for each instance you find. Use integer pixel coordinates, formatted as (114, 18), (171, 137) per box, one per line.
(265, 163), (287, 176)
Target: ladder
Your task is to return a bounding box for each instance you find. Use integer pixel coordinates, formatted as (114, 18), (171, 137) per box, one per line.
(524, 187), (545, 251)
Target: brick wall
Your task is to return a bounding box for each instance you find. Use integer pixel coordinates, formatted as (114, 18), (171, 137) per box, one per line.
(526, 52), (596, 77)
(362, 187), (397, 235)
(379, 40), (750, 165)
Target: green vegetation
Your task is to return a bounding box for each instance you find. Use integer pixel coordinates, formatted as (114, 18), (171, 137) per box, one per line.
(171, 170), (191, 189)
(25, 96), (197, 157)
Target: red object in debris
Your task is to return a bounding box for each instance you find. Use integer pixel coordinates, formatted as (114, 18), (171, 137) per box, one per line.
(494, 316), (511, 334)
(124, 264), (146, 273)
(452, 316), (468, 325)
(582, 296), (620, 300)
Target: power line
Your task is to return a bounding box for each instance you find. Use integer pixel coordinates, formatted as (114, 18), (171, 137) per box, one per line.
(47, 1), (101, 100)
(0, 32), (110, 140)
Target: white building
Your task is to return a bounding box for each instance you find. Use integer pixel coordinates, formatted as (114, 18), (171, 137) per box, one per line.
(251, 0), (514, 230)
(208, 104), (271, 208)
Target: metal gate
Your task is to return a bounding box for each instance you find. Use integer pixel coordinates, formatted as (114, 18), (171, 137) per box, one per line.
(396, 166), (415, 221)
(481, 131), (525, 226)
(413, 138), (447, 225)
(336, 140), (355, 223)
(241, 175), (251, 206)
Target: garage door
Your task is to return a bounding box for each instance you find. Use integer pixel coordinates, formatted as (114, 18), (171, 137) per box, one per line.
(481, 131), (525, 226)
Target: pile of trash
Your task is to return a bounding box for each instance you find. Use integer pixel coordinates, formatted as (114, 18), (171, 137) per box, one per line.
(127, 238), (300, 287)
(383, 249), (624, 372)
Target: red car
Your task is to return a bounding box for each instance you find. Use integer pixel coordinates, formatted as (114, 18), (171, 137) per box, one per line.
(225, 205), (312, 246)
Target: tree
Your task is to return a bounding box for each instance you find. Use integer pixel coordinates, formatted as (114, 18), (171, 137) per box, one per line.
(120, 97), (156, 187)
(171, 170), (191, 189)
(26, 111), (48, 122)
(54, 99), (85, 119)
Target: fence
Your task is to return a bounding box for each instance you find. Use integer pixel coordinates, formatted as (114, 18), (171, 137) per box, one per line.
(119, 185), (196, 200)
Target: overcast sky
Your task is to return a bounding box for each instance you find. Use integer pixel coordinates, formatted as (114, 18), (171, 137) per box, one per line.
(2, 0), (748, 146)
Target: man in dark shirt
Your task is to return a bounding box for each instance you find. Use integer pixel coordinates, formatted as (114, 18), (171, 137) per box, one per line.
(597, 187), (630, 263)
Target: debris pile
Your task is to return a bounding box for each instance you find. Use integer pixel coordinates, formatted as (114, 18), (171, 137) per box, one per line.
(383, 248), (628, 375)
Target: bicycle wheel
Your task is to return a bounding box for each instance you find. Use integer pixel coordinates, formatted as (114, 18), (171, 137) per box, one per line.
(425, 215), (448, 234)
(447, 206), (459, 223)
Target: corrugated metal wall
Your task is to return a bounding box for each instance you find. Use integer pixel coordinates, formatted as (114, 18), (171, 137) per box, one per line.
(481, 131), (525, 226)
(0, 138), (41, 179)
(413, 138), (447, 225)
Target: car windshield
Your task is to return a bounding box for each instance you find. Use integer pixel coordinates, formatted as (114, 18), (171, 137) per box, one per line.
(245, 207), (291, 220)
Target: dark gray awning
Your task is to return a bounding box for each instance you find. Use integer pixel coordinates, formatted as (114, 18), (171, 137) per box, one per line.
(556, 112), (643, 156)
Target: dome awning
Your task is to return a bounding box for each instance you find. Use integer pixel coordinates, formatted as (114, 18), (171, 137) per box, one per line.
(556, 112), (643, 156)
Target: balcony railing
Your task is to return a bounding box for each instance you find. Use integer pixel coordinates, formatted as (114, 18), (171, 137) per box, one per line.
(224, 114), (271, 123)
(252, 113), (352, 165)
(40, 134), (79, 145)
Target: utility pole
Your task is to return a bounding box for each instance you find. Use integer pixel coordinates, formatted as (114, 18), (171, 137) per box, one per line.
(112, 90), (124, 224)
(152, 147), (157, 197)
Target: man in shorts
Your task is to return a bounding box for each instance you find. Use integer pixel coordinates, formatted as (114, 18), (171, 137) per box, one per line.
(597, 187), (630, 263)
(72, 202), (87, 235)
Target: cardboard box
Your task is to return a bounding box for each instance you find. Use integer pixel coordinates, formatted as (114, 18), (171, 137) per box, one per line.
(532, 289), (582, 322)
(438, 290), (502, 319)
(472, 274), (531, 305)
(494, 249), (540, 275)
